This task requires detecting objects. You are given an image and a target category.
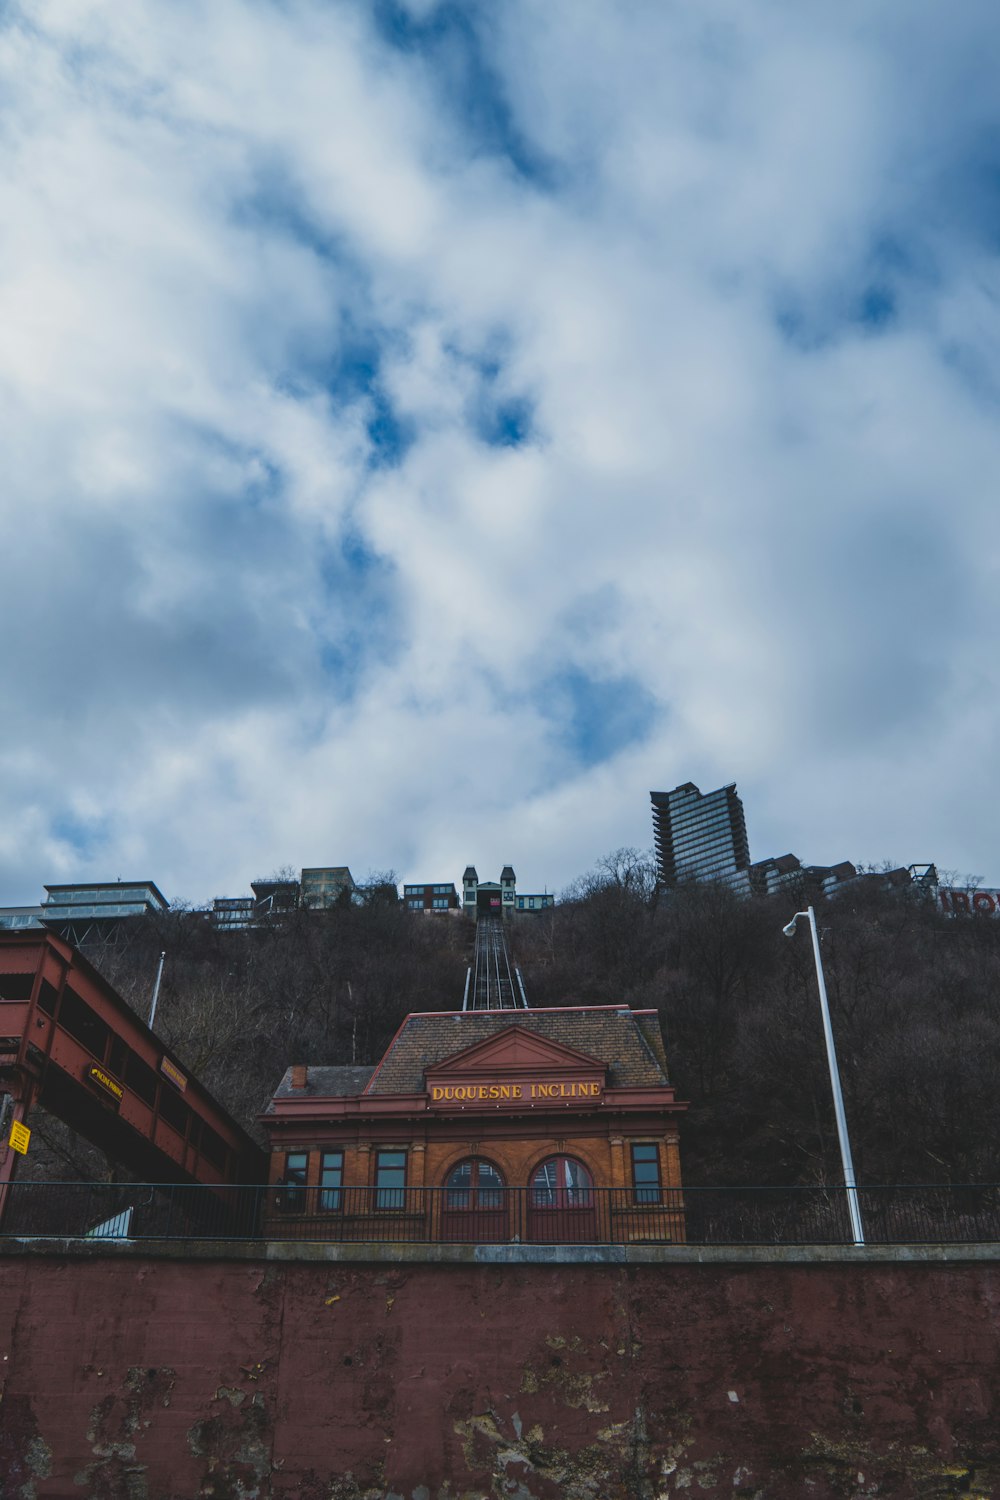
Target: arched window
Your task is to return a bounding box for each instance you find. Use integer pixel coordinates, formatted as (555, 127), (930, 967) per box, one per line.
(530, 1156), (593, 1208)
(445, 1157), (505, 1210)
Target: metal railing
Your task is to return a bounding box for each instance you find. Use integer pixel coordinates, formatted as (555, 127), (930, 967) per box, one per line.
(3, 1182), (1000, 1245)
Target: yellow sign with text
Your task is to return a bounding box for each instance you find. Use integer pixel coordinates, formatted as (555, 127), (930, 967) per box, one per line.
(9, 1121), (30, 1155)
(160, 1056), (187, 1092)
(430, 1080), (602, 1104)
(89, 1065), (124, 1104)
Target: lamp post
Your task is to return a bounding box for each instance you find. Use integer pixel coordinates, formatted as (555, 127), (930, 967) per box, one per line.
(783, 905), (865, 1246)
(148, 951), (166, 1030)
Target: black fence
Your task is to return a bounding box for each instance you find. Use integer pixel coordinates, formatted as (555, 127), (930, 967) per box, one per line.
(3, 1182), (1000, 1246)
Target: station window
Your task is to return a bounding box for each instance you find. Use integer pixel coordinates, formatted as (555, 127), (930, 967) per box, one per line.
(432, 898), (449, 909)
(631, 1143), (661, 1204)
(408, 899), (423, 910)
(375, 1149), (406, 1209)
(530, 1156), (593, 1208)
(445, 1158), (504, 1210)
(319, 1150), (343, 1211)
(280, 1151), (308, 1213)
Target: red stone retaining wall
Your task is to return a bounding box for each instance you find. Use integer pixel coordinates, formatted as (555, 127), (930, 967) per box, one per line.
(1, 1251), (997, 1498)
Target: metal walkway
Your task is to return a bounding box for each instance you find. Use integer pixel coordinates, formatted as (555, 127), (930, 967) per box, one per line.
(0, 931), (265, 1223)
(463, 918), (528, 1011)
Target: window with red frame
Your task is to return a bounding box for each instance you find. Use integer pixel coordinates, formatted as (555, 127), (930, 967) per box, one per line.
(530, 1156), (593, 1207)
(445, 1158), (505, 1209)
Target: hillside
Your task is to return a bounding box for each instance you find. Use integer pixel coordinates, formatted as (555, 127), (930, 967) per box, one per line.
(22, 858), (1000, 1188)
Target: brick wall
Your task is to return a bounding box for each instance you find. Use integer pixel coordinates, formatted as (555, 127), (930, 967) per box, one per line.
(1, 1247), (998, 1497)
(269, 1127), (682, 1194)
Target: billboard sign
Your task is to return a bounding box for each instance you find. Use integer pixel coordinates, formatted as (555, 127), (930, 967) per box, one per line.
(938, 887), (1000, 916)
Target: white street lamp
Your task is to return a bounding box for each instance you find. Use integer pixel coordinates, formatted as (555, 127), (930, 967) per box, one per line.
(148, 951), (166, 1029)
(783, 906), (865, 1246)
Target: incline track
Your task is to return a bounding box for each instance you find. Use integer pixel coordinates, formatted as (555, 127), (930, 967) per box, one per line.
(464, 917), (528, 1011)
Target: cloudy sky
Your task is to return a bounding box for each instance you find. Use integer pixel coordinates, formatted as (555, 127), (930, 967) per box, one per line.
(3, 0), (1000, 907)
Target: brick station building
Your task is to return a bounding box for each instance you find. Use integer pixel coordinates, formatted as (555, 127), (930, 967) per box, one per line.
(262, 1005), (686, 1243)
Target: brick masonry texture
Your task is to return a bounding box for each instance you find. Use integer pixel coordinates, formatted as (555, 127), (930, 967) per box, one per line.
(1, 1254), (999, 1497)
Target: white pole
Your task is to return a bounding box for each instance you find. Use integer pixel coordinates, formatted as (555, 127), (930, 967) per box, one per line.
(148, 951), (166, 1029)
(804, 907), (865, 1246)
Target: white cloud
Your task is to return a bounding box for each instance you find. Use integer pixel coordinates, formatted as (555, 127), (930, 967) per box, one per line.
(3, 0), (1000, 909)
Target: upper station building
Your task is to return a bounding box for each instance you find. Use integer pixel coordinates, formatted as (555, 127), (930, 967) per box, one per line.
(461, 867), (554, 919)
(263, 1004), (685, 1244)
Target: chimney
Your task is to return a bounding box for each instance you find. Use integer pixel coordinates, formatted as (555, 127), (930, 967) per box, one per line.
(290, 1064), (308, 1091)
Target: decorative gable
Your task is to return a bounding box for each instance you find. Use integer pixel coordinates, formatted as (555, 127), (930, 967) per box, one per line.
(427, 1026), (606, 1079)
(425, 1025), (606, 1111)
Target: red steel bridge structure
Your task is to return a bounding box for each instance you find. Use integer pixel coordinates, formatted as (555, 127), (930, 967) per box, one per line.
(0, 932), (264, 1221)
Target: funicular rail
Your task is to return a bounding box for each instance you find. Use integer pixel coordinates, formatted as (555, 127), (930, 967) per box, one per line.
(6, 1182), (1000, 1246)
(466, 917), (525, 1011)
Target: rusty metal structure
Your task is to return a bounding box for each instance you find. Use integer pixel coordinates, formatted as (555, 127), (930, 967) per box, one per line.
(0, 932), (264, 1221)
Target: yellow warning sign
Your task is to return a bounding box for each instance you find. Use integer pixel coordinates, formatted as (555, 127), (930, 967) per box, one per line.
(9, 1121), (30, 1155)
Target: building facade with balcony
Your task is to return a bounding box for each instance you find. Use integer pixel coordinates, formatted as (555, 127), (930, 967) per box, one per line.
(262, 1005), (686, 1244)
(651, 782), (751, 890)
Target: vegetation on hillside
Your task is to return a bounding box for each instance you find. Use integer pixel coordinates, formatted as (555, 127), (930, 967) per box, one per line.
(25, 855), (1000, 1187)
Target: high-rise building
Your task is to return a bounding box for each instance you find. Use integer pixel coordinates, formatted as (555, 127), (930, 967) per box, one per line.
(650, 783), (751, 889)
(650, 781), (925, 902)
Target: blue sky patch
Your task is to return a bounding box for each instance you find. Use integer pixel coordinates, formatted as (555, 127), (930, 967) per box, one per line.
(372, 1), (557, 186)
(475, 394), (534, 448)
(536, 667), (659, 769)
(366, 385), (415, 467)
(50, 811), (110, 861)
(316, 532), (402, 701)
(856, 285), (896, 329)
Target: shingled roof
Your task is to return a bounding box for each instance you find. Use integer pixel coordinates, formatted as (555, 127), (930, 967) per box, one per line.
(268, 1065), (375, 1108)
(365, 1006), (671, 1095)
